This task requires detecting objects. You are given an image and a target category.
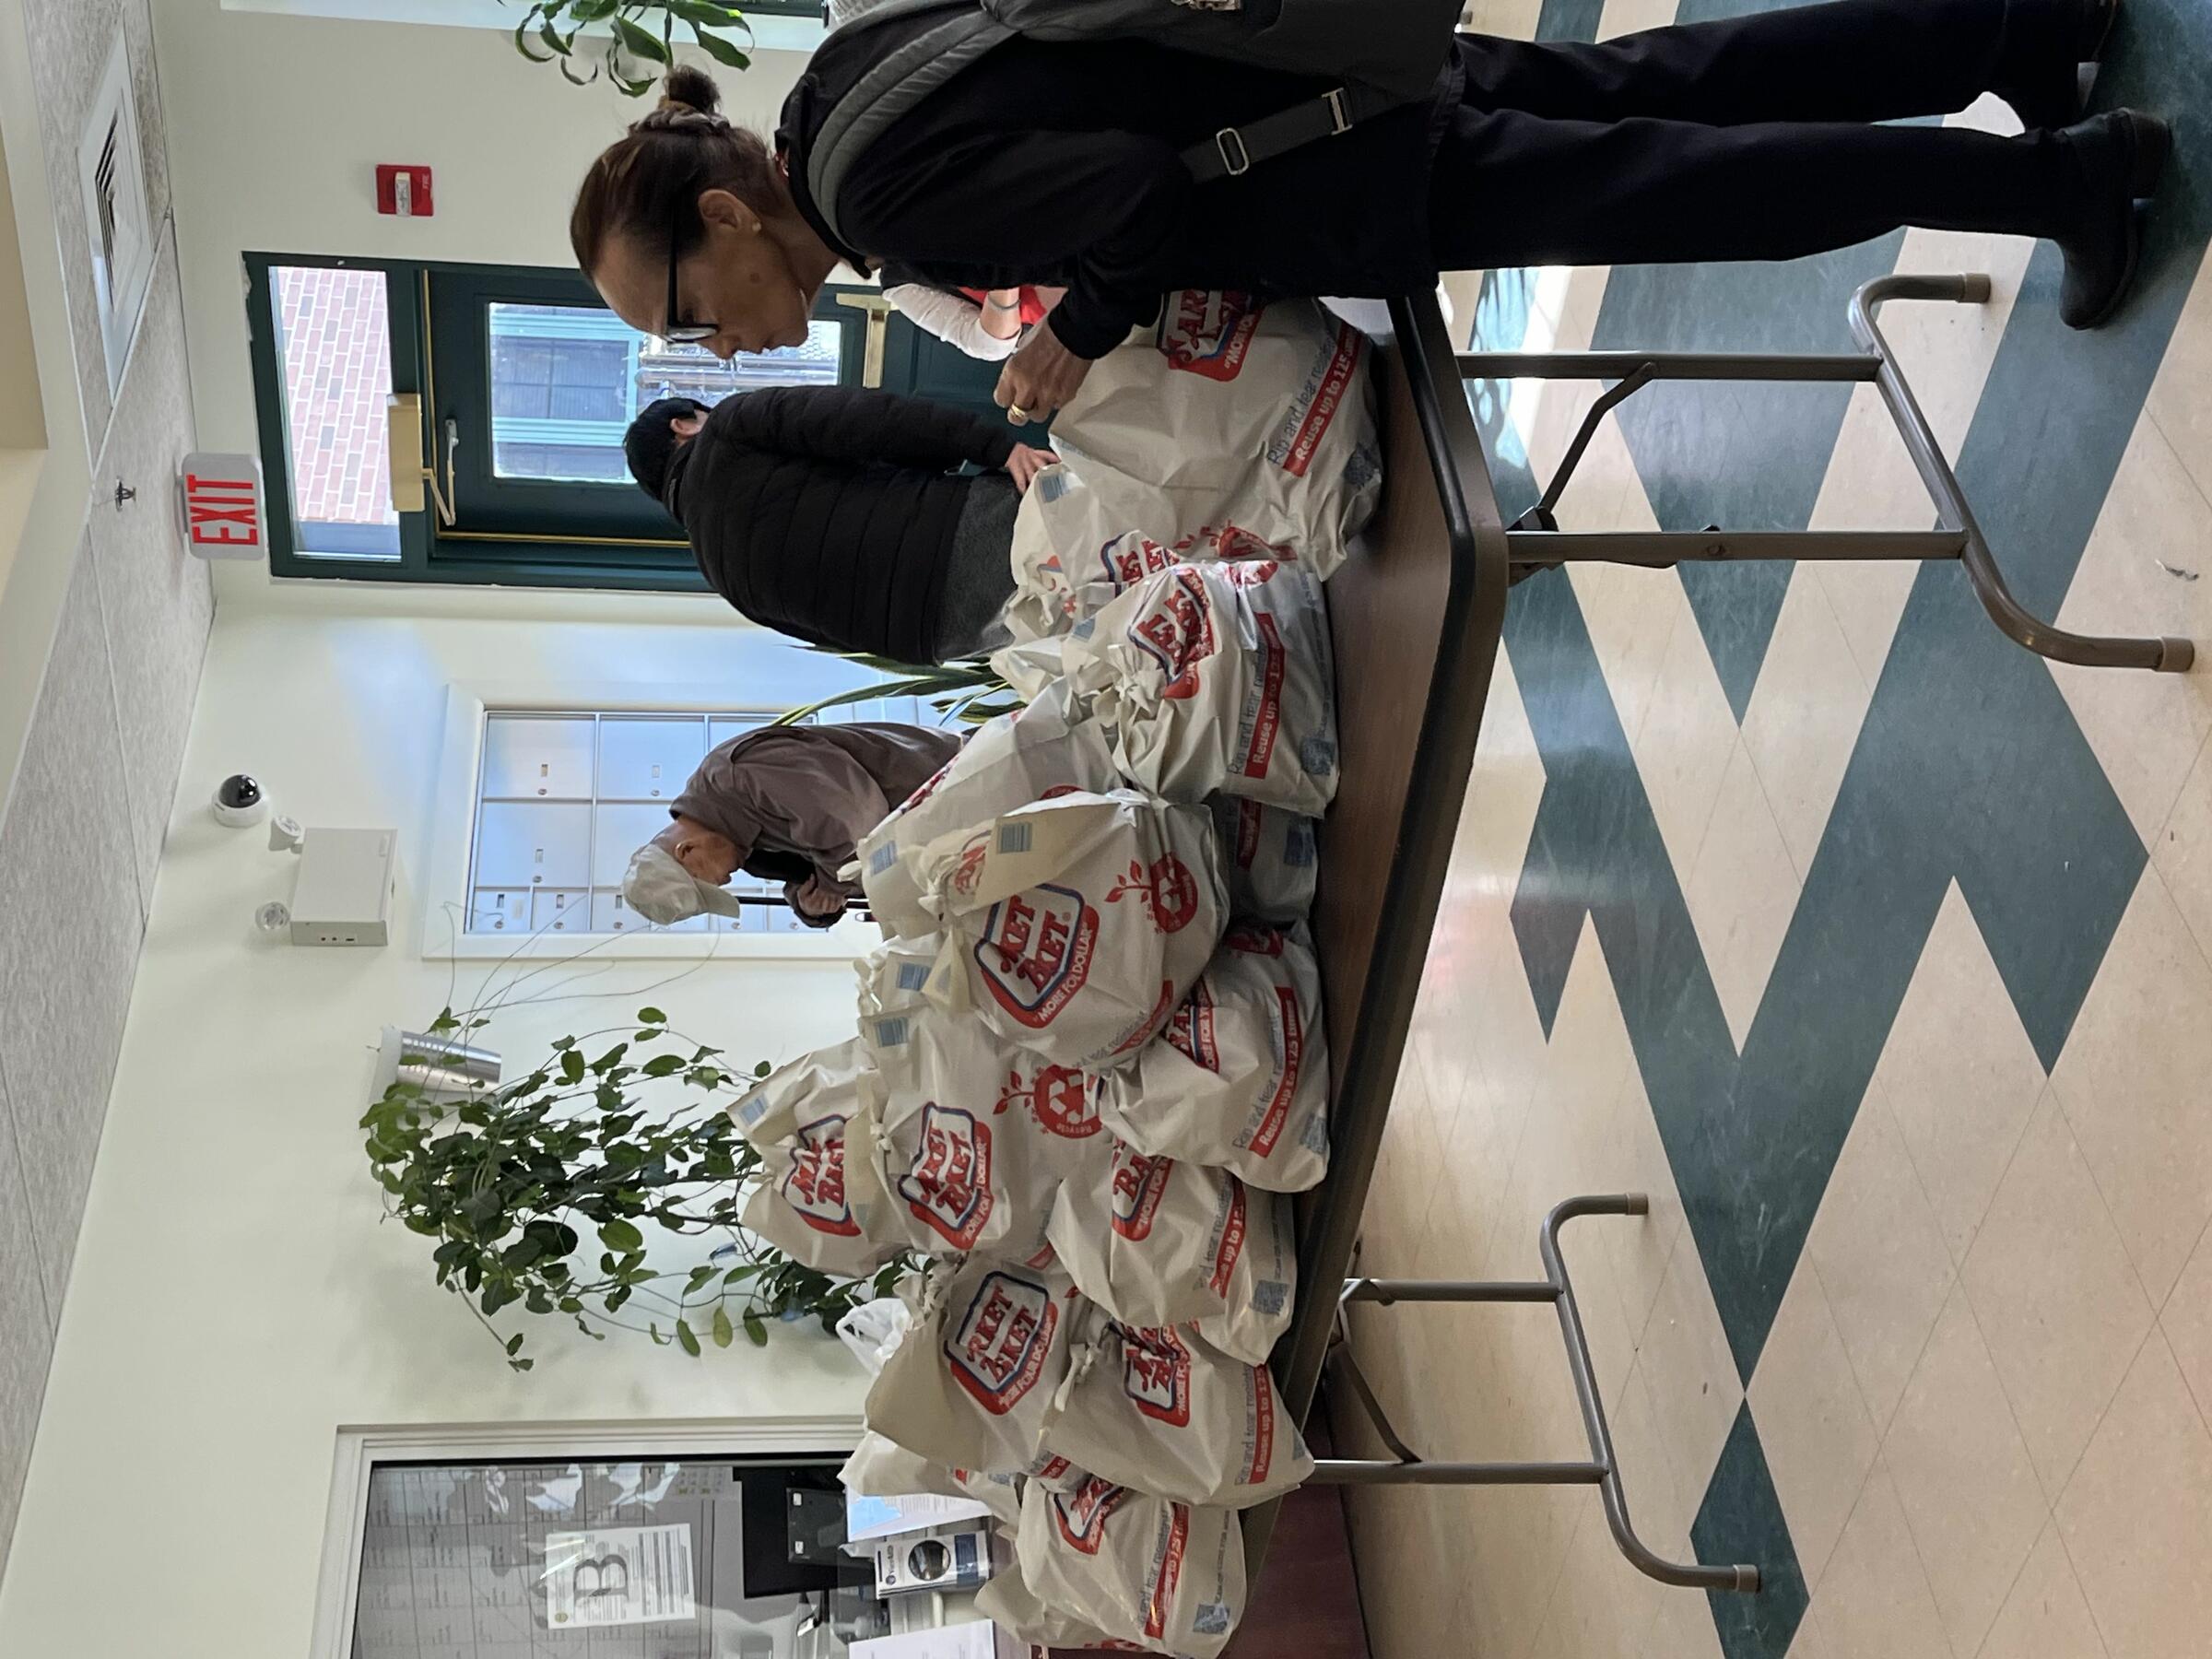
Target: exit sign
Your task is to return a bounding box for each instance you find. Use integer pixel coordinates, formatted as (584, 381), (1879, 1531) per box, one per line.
(176, 453), (267, 560)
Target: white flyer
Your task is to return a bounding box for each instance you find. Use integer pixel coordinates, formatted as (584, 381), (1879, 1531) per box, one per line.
(543, 1524), (696, 1627)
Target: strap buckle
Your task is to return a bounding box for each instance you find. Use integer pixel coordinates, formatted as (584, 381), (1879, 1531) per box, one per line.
(1213, 126), (1252, 177)
(1325, 87), (1349, 135)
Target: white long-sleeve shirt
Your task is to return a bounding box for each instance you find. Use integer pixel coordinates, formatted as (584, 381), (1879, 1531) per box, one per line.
(884, 283), (1028, 361)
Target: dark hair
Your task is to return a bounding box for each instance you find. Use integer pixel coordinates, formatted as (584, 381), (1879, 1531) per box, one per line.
(625, 396), (710, 502)
(571, 67), (781, 277)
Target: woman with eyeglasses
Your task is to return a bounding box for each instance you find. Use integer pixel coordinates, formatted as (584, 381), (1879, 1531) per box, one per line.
(571, 0), (2164, 425)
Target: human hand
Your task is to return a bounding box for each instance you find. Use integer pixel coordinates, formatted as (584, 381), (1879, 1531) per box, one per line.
(1005, 444), (1061, 494)
(792, 876), (848, 923)
(994, 328), (1091, 425)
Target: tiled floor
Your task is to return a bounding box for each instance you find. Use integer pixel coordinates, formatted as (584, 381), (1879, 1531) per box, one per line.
(1340, 2), (2212, 1656)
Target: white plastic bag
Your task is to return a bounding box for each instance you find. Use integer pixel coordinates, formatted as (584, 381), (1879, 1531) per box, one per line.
(837, 1297), (913, 1377)
(1100, 924), (1330, 1194)
(1043, 1316), (1313, 1509)
(856, 681), (1120, 940)
(1207, 795), (1318, 924)
(1015, 1477), (1248, 1659)
(865, 1258), (1082, 1479)
(741, 1092), (909, 1277)
(874, 1012), (1110, 1259)
(1067, 562), (1340, 816)
(1006, 292), (1380, 636)
(1045, 1145), (1294, 1360)
(915, 791), (1226, 1070)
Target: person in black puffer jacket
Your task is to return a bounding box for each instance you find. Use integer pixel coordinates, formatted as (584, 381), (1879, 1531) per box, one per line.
(625, 386), (1058, 665)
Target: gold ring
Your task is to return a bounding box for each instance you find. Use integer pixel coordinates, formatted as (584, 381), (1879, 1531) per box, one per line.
(1007, 405), (1029, 424)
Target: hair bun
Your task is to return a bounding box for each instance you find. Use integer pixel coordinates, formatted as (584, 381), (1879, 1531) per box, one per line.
(662, 65), (724, 117)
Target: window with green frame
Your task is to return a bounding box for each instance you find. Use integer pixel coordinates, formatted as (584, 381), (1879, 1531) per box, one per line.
(244, 255), (1020, 591)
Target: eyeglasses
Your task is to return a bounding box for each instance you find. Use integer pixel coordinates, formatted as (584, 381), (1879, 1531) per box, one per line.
(663, 204), (715, 345)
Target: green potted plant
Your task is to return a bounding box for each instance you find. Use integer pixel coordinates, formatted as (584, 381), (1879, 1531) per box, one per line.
(362, 1006), (903, 1371)
(501, 2), (758, 95)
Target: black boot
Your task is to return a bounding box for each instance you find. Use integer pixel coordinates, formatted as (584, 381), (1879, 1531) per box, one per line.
(1999, 0), (2121, 132)
(2054, 109), (2170, 330)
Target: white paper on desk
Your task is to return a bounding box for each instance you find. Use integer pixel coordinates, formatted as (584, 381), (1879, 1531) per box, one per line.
(846, 1490), (996, 1543)
(853, 1618), (1020, 1659)
(542, 1524), (695, 1627)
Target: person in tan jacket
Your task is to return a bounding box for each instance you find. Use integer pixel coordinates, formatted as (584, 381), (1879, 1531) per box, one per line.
(622, 721), (962, 928)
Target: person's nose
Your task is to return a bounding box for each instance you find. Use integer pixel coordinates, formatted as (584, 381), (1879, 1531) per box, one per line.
(708, 330), (746, 362)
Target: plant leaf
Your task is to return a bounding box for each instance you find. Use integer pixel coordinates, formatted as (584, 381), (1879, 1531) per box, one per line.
(638, 1006), (667, 1026)
(712, 1305), (734, 1347)
(613, 15), (670, 61)
(691, 26), (750, 68)
(743, 1311), (768, 1347)
(676, 1319), (701, 1357)
(559, 1050), (586, 1086)
(600, 1218), (644, 1252)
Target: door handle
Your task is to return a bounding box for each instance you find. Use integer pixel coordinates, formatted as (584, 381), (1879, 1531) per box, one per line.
(835, 292), (896, 389)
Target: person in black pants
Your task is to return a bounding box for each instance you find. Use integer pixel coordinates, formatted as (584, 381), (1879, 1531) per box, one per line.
(571, 0), (2160, 423)
(623, 387), (1057, 664)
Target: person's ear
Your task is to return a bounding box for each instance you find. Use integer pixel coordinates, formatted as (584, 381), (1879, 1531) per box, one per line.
(673, 413), (707, 439)
(697, 188), (761, 236)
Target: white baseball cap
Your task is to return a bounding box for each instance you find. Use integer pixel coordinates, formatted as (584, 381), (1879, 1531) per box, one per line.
(621, 842), (749, 925)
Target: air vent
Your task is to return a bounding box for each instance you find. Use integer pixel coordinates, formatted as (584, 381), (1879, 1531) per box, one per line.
(76, 34), (155, 395)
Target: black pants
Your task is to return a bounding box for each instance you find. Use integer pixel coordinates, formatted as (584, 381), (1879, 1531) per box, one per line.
(1430, 0), (2094, 271)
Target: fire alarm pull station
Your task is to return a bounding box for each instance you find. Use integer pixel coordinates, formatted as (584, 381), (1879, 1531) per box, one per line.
(375, 164), (433, 218)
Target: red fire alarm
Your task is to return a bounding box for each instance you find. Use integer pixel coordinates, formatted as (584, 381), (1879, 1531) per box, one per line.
(375, 164), (434, 218)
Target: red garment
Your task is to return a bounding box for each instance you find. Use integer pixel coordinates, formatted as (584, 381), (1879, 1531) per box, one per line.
(957, 286), (1049, 327)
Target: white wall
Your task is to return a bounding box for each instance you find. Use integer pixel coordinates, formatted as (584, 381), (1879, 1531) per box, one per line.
(0, 599), (888, 1657)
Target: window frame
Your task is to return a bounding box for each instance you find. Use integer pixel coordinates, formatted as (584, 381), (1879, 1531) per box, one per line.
(245, 253), (873, 592)
(311, 1417), (865, 1659)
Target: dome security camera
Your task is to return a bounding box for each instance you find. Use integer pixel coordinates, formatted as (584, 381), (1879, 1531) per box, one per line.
(212, 773), (268, 829)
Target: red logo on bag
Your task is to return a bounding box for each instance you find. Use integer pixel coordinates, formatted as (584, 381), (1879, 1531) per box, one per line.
(974, 884), (1099, 1029)
(1247, 1366), (1279, 1484)
(1100, 534), (1177, 594)
(1232, 798), (1263, 870)
(945, 1270), (1057, 1414)
(782, 1113), (860, 1237)
(1052, 1477), (1129, 1555)
(1121, 1324), (1194, 1428)
(1145, 1504), (1192, 1641)
(1112, 1147), (1174, 1241)
(1208, 524), (1291, 562)
(998, 1062), (1101, 1139)
(1226, 923), (1286, 956)
(1238, 611), (1288, 782)
(1160, 289), (1262, 381)
(1273, 322), (1362, 478)
(899, 753), (960, 816)
(1127, 567), (1215, 699)
(1247, 983), (1305, 1158)
(1166, 981), (1219, 1073)
(899, 1102), (994, 1249)
(1107, 855), (1201, 935)
(1208, 1180), (1249, 1296)
(947, 831), (991, 901)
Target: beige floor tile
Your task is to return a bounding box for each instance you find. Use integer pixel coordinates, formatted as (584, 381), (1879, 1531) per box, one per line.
(1631, 579), (1741, 877)
(1646, 1581), (1728, 1659)
(1683, 735), (1804, 1050)
(1747, 1261), (1880, 1593)
(1802, 1459), (1952, 1659)
(1597, 0), (1678, 40)
(2145, 249), (2212, 524)
(1461, 0), (1543, 39)
(1382, 1044), (1450, 1254)
(2161, 1222), (2212, 1428)
(1962, 1089), (2155, 1500)
(1881, 1285), (2048, 1655)
(2054, 1335), (2212, 1659)
(1979, 1522), (2111, 1659)
(2050, 417), (2212, 845)
(1739, 569), (1876, 881)
(1594, 1063), (1687, 1364)
(1874, 881), (2048, 1265)
(2151, 730), (2212, 979)
(2049, 870), (2212, 1305)
(1804, 1081), (1956, 1432)
(1347, 1483), (1479, 1659)
(1635, 1233), (1744, 1508)
(1567, 548), (1682, 748)
(1525, 1497), (1665, 1659)
(1609, 1350), (1698, 1555)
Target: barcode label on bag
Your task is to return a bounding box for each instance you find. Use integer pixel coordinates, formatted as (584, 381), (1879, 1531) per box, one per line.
(873, 1017), (910, 1050)
(869, 843), (899, 876)
(897, 962), (931, 992)
(998, 821), (1034, 854)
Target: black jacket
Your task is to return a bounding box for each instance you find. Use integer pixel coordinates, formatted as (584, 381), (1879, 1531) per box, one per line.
(665, 386), (1018, 665)
(777, 25), (1463, 359)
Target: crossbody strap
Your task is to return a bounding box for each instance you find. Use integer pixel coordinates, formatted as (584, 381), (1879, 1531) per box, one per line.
(1179, 81), (1401, 184)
